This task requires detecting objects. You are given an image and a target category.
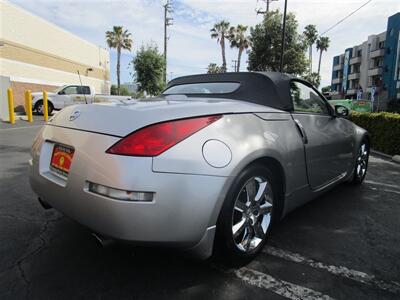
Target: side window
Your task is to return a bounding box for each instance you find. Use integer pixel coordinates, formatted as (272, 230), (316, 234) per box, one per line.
(77, 86), (91, 95)
(83, 86), (91, 94)
(290, 81), (329, 114)
(63, 86), (79, 95)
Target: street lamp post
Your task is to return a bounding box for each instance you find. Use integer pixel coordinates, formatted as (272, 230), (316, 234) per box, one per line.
(279, 0), (288, 72)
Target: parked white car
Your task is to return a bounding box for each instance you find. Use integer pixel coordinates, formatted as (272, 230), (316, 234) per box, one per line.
(31, 85), (133, 114)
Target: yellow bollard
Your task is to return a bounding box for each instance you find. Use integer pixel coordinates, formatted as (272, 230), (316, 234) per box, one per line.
(43, 91), (48, 122)
(25, 90), (33, 123)
(7, 88), (15, 124)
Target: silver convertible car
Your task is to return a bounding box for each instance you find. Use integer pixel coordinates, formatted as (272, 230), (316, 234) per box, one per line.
(29, 72), (369, 262)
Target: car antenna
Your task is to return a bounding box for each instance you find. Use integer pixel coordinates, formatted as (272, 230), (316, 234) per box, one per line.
(77, 70), (88, 104)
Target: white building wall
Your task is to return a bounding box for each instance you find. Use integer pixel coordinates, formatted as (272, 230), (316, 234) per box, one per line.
(0, 0), (110, 106)
(0, 0), (109, 69)
(0, 58), (108, 94)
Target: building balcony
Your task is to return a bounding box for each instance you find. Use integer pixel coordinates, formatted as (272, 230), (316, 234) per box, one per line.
(368, 67), (383, 77)
(350, 56), (362, 64)
(333, 64), (343, 71)
(370, 48), (385, 58)
(332, 77), (342, 84)
(348, 73), (360, 80)
(347, 89), (357, 95)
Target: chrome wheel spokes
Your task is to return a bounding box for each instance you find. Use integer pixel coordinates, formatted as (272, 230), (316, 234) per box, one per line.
(356, 143), (368, 179)
(232, 176), (273, 253)
(232, 217), (246, 238)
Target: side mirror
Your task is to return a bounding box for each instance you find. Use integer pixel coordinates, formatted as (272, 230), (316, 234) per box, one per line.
(334, 105), (349, 118)
(58, 90), (65, 95)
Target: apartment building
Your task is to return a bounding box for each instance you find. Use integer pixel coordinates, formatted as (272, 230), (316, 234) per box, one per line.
(0, 0), (110, 111)
(331, 12), (400, 106)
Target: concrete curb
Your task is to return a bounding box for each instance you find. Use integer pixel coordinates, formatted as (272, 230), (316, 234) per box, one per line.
(371, 149), (400, 164)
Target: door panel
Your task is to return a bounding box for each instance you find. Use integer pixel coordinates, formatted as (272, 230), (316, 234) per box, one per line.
(290, 80), (353, 189)
(58, 86), (80, 107)
(73, 86), (91, 104)
(73, 95), (86, 104)
(292, 114), (353, 189)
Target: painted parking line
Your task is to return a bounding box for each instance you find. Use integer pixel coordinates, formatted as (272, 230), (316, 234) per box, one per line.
(378, 189), (400, 195)
(365, 180), (400, 190)
(264, 246), (400, 295)
(368, 186), (400, 195)
(235, 267), (335, 300)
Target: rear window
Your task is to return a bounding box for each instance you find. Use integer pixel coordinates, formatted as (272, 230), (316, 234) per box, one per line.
(163, 82), (240, 95)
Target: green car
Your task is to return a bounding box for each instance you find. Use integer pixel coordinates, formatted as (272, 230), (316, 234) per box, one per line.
(328, 99), (371, 113)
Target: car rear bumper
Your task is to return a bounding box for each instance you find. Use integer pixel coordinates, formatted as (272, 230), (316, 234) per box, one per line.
(29, 125), (229, 249)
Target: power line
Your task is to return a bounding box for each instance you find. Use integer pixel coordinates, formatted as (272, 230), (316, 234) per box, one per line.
(319, 0), (373, 36)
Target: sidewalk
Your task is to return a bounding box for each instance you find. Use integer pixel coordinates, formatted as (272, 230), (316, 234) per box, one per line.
(1, 115), (47, 130)
(371, 149), (400, 164)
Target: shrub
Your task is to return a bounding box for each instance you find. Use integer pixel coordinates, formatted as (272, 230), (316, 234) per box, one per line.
(110, 84), (131, 96)
(348, 112), (400, 155)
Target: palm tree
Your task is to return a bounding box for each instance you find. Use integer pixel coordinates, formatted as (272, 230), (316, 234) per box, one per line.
(316, 36), (330, 76)
(106, 26), (133, 95)
(207, 63), (223, 74)
(303, 24), (318, 73)
(229, 25), (252, 72)
(210, 21), (230, 72)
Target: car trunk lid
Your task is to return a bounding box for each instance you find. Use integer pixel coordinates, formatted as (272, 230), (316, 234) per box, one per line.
(48, 97), (280, 137)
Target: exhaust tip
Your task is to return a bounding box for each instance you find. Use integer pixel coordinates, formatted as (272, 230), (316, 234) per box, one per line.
(91, 232), (114, 247)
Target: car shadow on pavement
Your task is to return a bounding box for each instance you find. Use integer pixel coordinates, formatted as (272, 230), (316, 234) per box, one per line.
(1, 154), (399, 300)
(5, 216), (259, 300)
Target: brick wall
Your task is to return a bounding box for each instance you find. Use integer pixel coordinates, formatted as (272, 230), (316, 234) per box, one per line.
(11, 81), (59, 111)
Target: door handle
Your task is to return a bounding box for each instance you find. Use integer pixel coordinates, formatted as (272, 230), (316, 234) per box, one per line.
(294, 119), (308, 144)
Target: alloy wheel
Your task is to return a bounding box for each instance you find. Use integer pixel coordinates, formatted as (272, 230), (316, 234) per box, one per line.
(356, 143), (368, 179)
(232, 176), (273, 252)
(37, 104), (44, 114)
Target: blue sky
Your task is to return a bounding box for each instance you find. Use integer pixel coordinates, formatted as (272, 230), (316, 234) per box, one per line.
(10, 0), (400, 87)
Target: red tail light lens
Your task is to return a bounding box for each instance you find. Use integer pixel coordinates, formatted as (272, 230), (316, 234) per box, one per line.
(106, 115), (222, 156)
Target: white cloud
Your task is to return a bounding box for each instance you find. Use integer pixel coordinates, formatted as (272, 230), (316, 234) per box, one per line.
(8, 0), (400, 87)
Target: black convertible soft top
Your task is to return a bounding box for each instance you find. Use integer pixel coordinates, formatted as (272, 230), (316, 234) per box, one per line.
(163, 72), (298, 111)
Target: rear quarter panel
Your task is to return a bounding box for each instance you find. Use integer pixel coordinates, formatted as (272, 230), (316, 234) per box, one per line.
(153, 113), (308, 225)
(30, 125), (226, 244)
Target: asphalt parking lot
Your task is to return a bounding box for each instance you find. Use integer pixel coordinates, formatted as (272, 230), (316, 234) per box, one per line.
(1, 122), (400, 300)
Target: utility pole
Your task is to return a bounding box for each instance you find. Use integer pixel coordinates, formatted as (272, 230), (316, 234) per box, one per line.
(232, 60), (238, 72)
(279, 0), (288, 72)
(256, 0), (278, 15)
(163, 0), (173, 84)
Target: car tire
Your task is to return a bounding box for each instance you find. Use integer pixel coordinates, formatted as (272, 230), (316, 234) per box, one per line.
(350, 139), (369, 184)
(215, 164), (278, 265)
(34, 100), (54, 115)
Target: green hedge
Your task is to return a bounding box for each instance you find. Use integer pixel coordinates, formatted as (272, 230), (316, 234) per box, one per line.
(349, 112), (400, 155)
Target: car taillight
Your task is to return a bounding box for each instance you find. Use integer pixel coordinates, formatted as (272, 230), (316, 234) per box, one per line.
(106, 115), (222, 156)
